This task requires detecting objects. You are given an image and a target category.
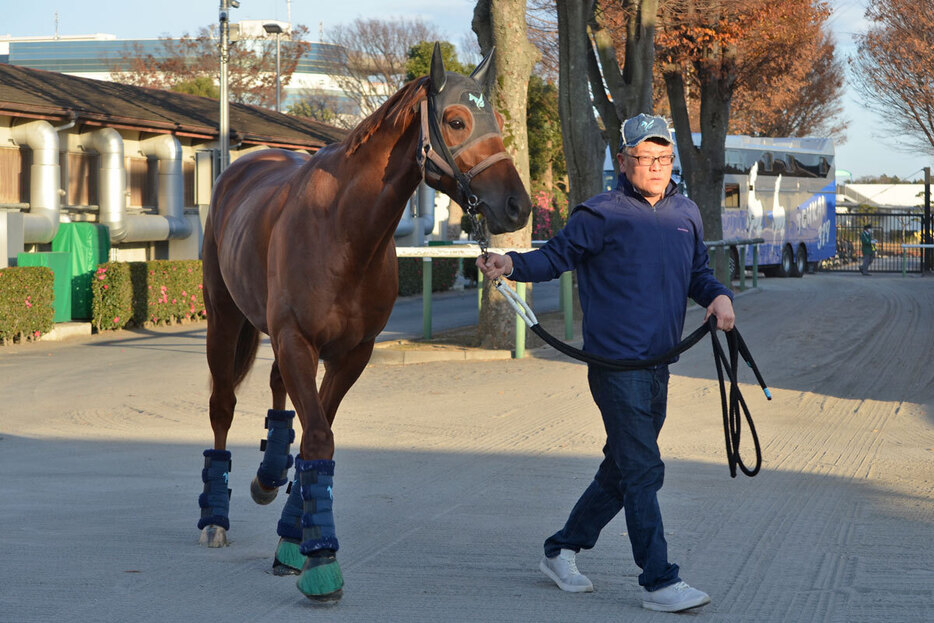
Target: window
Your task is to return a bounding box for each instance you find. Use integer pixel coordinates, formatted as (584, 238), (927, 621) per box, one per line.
(724, 183), (740, 209)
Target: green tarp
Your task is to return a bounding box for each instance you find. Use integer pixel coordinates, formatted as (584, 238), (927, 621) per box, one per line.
(51, 223), (110, 320)
(16, 251), (72, 323)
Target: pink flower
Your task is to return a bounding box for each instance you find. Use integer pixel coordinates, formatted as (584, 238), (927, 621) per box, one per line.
(34, 330), (40, 337)
(113, 316), (120, 324)
(103, 284), (109, 290)
(171, 298), (176, 304)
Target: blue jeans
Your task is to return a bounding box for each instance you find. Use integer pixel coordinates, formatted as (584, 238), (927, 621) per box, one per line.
(544, 365), (680, 592)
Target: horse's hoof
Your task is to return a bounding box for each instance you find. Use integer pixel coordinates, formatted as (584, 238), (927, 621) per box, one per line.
(272, 538), (304, 576)
(297, 551), (344, 603)
(199, 525), (228, 548)
(250, 476), (278, 505)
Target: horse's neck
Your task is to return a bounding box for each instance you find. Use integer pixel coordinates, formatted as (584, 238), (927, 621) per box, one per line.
(337, 118), (425, 247)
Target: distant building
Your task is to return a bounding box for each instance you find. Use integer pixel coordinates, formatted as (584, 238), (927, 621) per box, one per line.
(0, 26), (348, 111)
(837, 183), (927, 211)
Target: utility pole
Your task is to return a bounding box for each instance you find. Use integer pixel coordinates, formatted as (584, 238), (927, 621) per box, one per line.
(263, 22), (284, 113)
(924, 166), (931, 273)
(218, 0), (239, 174)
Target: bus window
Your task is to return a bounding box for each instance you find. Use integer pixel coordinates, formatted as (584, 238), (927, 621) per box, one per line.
(724, 183), (740, 209)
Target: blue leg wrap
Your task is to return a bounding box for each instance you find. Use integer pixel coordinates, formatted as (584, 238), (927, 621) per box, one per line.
(256, 409), (295, 488)
(296, 458), (339, 554)
(198, 449), (231, 530)
(276, 477), (304, 541)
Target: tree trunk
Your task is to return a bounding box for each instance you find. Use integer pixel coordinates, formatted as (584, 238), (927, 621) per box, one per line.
(589, 0), (658, 177)
(664, 55), (734, 288)
(556, 0), (604, 209)
(473, 0), (540, 350)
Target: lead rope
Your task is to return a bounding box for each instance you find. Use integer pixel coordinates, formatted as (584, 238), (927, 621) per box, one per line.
(494, 280), (770, 478)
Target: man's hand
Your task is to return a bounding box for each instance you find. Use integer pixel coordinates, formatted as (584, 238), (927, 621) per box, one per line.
(705, 294), (735, 331)
(475, 253), (513, 281)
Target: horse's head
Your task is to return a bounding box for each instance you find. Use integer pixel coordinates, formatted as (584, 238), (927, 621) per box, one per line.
(420, 43), (531, 235)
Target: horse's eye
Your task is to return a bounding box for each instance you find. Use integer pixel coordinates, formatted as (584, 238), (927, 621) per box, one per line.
(449, 119), (466, 131)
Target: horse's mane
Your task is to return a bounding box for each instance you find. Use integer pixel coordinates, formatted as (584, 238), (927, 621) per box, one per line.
(343, 77), (429, 156)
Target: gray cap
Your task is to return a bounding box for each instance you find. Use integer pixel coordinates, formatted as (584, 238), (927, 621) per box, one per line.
(619, 114), (673, 151)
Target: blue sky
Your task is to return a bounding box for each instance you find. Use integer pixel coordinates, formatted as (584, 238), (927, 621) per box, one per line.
(3, 0), (929, 180)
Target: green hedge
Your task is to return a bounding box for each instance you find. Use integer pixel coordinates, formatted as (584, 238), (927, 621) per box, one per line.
(0, 266), (55, 344)
(92, 260), (205, 331)
(91, 257), (459, 332)
(397, 257), (460, 296)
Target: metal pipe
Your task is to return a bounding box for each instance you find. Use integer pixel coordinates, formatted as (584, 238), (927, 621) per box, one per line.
(10, 120), (61, 244)
(87, 127), (128, 242)
(219, 1), (234, 173)
(136, 134), (192, 241)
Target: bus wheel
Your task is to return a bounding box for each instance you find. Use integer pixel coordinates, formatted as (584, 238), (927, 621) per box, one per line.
(778, 245), (795, 278)
(794, 244), (807, 277)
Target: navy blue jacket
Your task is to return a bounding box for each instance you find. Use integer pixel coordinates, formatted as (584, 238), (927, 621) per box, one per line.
(508, 174), (732, 362)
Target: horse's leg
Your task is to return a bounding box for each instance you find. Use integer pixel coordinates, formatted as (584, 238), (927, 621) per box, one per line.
(319, 339), (376, 425)
(270, 339), (375, 579)
(249, 361), (296, 506)
(272, 329), (343, 602)
(199, 239), (261, 548)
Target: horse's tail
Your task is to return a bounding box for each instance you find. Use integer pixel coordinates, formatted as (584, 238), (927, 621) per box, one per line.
(232, 321), (261, 390)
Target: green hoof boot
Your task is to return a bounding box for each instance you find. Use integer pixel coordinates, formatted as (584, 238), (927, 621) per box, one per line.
(272, 538), (304, 576)
(297, 551), (344, 603)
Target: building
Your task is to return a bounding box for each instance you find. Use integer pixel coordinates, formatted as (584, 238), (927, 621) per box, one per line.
(0, 26), (347, 110)
(0, 62), (345, 267)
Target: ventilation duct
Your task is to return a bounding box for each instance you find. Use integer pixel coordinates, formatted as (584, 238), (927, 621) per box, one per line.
(10, 120), (61, 244)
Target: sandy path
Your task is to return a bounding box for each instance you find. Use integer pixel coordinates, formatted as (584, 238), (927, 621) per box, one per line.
(1, 273), (932, 622)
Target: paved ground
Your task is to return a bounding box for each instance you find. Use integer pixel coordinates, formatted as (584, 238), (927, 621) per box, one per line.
(1, 273), (932, 622)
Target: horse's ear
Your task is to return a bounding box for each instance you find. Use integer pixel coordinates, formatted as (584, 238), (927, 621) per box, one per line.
(470, 47), (495, 93)
(430, 42), (446, 95)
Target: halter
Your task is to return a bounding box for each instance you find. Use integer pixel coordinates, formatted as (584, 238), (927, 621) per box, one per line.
(416, 93), (511, 256)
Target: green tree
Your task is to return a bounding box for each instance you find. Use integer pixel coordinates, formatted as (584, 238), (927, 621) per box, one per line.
(526, 74), (565, 193)
(171, 76), (220, 99)
(406, 41), (471, 80)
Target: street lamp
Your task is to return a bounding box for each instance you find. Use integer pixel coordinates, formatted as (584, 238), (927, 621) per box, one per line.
(263, 22), (283, 113)
(218, 0), (239, 173)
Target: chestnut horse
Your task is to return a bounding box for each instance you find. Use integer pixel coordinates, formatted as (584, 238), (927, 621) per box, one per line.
(198, 44), (530, 602)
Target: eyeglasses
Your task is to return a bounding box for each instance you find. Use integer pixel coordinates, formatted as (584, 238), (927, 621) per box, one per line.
(626, 153), (676, 166)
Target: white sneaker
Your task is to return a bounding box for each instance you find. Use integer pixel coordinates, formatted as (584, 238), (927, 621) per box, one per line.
(642, 581), (711, 612)
(539, 549), (593, 593)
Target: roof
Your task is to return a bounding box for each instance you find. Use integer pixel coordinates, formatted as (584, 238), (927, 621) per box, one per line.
(0, 63), (346, 150)
(838, 184), (926, 209)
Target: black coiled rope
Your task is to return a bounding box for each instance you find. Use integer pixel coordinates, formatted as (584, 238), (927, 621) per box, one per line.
(526, 313), (770, 478)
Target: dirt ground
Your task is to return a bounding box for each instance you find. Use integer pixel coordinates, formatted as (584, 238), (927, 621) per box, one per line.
(1, 273), (932, 622)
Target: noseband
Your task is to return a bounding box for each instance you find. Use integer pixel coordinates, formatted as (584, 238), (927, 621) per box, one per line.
(416, 94), (511, 251)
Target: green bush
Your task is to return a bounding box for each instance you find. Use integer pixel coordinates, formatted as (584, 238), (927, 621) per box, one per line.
(92, 260), (205, 331)
(0, 266), (55, 344)
(397, 257), (459, 296)
(91, 256), (460, 332)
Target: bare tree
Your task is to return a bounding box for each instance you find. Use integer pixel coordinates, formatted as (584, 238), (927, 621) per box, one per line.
(555, 0), (605, 210)
(111, 26), (310, 108)
(326, 17), (443, 121)
(658, 0), (835, 283)
(527, 0), (560, 80)
(589, 0), (659, 178)
(851, 0), (934, 155)
(472, 0), (540, 350)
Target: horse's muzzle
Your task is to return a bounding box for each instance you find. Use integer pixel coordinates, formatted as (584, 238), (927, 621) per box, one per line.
(484, 192), (531, 234)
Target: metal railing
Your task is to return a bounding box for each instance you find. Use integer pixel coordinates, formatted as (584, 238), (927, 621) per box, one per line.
(705, 238), (765, 289)
(395, 245), (573, 357)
